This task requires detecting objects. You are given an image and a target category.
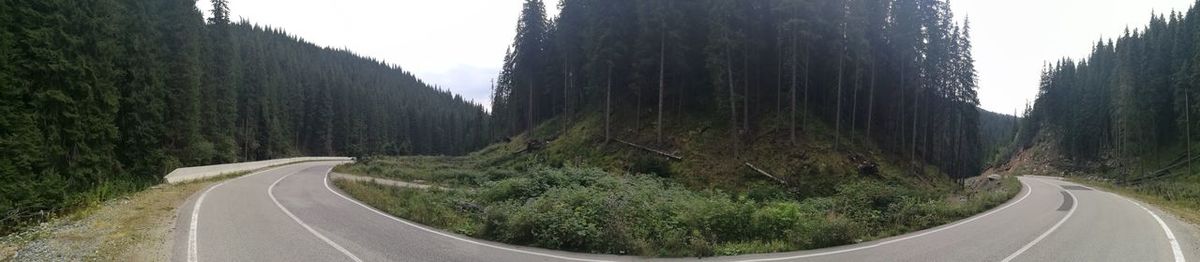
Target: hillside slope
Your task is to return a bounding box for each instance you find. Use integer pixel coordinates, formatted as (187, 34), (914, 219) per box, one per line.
(0, 0), (488, 233)
(335, 109), (1019, 257)
(993, 3), (1200, 226)
(489, 0), (984, 181)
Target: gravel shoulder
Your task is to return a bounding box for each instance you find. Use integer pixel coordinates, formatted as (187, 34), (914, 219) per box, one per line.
(0, 181), (217, 262)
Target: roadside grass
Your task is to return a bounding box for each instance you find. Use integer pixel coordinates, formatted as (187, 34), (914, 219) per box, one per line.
(1004, 138), (1200, 230)
(0, 178), (224, 261)
(334, 157), (515, 187)
(334, 112), (1020, 257)
(0, 170), (253, 261)
(1057, 141), (1200, 227)
(334, 161), (1019, 257)
(1069, 175), (1200, 226)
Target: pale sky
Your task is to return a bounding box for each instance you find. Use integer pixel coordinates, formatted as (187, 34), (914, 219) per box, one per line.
(199, 0), (1194, 114)
(950, 0), (1195, 114)
(198, 0), (562, 108)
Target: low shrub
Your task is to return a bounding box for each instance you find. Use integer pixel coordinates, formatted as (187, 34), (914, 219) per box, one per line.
(630, 155), (672, 178)
(335, 161), (1021, 257)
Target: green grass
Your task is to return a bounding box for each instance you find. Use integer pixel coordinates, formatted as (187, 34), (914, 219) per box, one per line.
(1052, 141), (1200, 226)
(1070, 175), (1200, 226)
(333, 111), (1020, 257)
(335, 159), (1019, 257)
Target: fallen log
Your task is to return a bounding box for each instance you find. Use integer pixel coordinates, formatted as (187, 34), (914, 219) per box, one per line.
(745, 162), (786, 185)
(613, 138), (683, 160)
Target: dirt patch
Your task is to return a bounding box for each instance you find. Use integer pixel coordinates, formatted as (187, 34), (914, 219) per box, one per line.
(0, 181), (215, 262)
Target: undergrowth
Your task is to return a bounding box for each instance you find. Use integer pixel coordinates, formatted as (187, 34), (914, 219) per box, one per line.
(334, 113), (1019, 257)
(335, 161), (1018, 257)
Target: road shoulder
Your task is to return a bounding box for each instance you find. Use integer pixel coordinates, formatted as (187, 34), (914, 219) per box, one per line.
(0, 180), (218, 261)
(1067, 177), (1200, 261)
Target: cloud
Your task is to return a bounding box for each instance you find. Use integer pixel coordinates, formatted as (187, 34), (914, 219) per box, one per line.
(415, 65), (500, 108)
(196, 0), (562, 111)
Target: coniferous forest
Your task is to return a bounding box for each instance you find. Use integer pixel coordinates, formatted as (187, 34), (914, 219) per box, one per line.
(0, 0), (489, 230)
(491, 0), (983, 178)
(1021, 6), (1200, 165)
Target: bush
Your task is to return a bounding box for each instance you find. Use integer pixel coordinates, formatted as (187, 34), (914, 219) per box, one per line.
(630, 155), (672, 177)
(334, 159), (1021, 257)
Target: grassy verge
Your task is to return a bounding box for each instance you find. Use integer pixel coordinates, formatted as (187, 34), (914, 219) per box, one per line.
(0, 172), (248, 261)
(1069, 176), (1200, 226)
(335, 158), (1019, 257)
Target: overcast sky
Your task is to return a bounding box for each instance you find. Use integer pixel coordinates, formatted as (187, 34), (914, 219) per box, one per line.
(199, 0), (1194, 114)
(950, 0), (1194, 114)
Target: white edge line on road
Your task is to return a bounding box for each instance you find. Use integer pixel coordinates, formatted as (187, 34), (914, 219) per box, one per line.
(322, 171), (616, 262)
(270, 168), (364, 262)
(1103, 190), (1187, 262)
(187, 164), (294, 262)
(1001, 179), (1077, 262)
(731, 178), (1033, 262)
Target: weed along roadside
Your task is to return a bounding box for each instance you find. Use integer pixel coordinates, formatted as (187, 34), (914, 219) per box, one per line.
(332, 156), (1021, 257)
(0, 178), (226, 261)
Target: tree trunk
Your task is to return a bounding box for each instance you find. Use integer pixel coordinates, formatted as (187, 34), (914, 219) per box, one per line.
(727, 47), (739, 157)
(657, 29), (666, 144)
(912, 80), (919, 163)
(777, 29), (784, 117)
(742, 49), (749, 135)
(898, 62), (905, 152)
(636, 83), (642, 131)
(852, 68), (860, 131)
(790, 32), (798, 142)
(803, 45), (811, 135)
(563, 64), (570, 133)
(867, 64), (875, 137)
(528, 80), (534, 135)
(835, 46), (844, 152)
(954, 109), (962, 178)
(605, 64), (612, 143)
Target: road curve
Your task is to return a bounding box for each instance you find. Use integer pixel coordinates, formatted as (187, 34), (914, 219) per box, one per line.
(172, 162), (1200, 262)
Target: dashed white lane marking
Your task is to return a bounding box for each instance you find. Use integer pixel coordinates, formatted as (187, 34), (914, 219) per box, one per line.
(188, 165), (294, 262)
(1001, 179), (1078, 262)
(269, 168), (363, 262)
(322, 170), (616, 262)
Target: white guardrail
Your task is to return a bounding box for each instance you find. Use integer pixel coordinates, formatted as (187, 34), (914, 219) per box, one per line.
(164, 157), (353, 184)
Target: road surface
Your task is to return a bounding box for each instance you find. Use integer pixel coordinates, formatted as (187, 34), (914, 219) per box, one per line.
(173, 162), (1200, 262)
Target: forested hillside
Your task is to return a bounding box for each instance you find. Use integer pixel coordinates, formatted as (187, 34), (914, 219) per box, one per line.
(0, 0), (488, 232)
(1005, 5), (1200, 226)
(491, 0), (983, 178)
(979, 109), (1018, 166)
(1019, 6), (1200, 167)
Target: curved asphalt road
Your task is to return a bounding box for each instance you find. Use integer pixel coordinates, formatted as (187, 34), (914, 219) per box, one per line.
(173, 162), (1199, 262)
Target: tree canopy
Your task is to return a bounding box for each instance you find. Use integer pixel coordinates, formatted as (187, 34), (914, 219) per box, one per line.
(1021, 7), (1200, 165)
(0, 0), (490, 232)
(492, 0), (982, 178)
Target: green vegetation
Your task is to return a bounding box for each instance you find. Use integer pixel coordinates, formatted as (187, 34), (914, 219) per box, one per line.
(330, 0), (1015, 257)
(1, 174), (233, 261)
(1016, 5), (1200, 169)
(337, 114), (1020, 258)
(1071, 176), (1200, 226)
(979, 109), (1019, 167)
(0, 0), (489, 233)
(336, 156), (1018, 257)
(1005, 4), (1200, 226)
(491, 0), (984, 181)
